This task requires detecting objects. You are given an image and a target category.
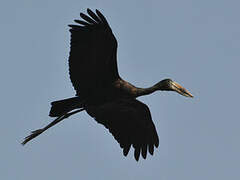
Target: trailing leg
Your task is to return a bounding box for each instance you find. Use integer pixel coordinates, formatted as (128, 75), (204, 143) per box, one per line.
(22, 108), (84, 145)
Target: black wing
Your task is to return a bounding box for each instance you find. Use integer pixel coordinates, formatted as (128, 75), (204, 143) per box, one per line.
(86, 98), (159, 161)
(68, 9), (120, 98)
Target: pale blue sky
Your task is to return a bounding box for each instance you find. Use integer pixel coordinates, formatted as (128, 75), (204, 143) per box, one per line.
(1, 0), (240, 179)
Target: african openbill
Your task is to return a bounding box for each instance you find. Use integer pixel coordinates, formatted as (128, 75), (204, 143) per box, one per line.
(22, 9), (193, 161)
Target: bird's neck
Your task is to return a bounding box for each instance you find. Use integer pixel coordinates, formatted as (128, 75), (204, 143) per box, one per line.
(114, 79), (163, 98)
(136, 84), (159, 97)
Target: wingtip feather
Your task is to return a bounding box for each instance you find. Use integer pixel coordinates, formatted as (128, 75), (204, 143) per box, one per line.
(134, 148), (140, 161)
(123, 144), (131, 156)
(149, 144), (154, 155)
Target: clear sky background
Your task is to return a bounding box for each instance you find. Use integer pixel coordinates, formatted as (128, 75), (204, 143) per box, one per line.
(1, 0), (239, 179)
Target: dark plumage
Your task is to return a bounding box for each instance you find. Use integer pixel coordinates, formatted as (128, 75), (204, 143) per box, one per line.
(22, 9), (193, 161)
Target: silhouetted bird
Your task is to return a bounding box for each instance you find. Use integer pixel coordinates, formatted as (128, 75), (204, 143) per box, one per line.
(22, 9), (193, 161)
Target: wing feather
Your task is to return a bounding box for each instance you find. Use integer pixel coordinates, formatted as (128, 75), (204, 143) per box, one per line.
(87, 9), (101, 23)
(68, 9), (119, 99)
(86, 98), (159, 161)
(80, 13), (96, 24)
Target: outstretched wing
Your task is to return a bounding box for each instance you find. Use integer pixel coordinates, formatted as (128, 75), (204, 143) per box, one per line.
(86, 98), (159, 161)
(68, 9), (120, 98)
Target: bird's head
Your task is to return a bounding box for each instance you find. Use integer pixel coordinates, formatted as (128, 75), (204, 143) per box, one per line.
(156, 79), (193, 98)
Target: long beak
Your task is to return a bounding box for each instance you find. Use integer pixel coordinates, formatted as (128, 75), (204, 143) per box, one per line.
(171, 81), (194, 98)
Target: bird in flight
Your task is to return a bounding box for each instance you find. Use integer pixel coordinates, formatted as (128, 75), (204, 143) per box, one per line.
(22, 9), (193, 161)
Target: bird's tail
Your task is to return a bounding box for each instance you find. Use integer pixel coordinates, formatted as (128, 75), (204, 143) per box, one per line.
(49, 97), (84, 117)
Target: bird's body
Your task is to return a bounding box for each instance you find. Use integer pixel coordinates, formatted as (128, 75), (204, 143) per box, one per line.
(22, 9), (193, 161)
